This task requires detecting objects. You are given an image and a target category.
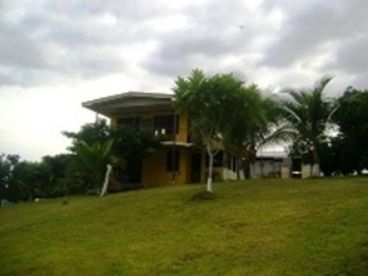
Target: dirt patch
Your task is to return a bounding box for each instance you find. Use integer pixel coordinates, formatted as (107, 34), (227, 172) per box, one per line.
(190, 191), (213, 201)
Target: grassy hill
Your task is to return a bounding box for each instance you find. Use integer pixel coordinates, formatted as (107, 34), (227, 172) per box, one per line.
(1, 178), (368, 275)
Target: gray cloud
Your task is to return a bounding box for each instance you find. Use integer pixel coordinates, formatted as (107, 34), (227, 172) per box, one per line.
(326, 35), (368, 75)
(144, 0), (262, 77)
(2, 0), (368, 160)
(0, 0), (160, 87)
(43, 1), (166, 21)
(0, 24), (46, 69)
(260, 0), (368, 69)
(351, 72), (368, 90)
(145, 28), (249, 76)
(1, 0), (368, 88)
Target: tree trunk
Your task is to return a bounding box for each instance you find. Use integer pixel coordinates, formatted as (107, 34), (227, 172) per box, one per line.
(223, 152), (229, 181)
(250, 162), (256, 178)
(100, 164), (112, 197)
(312, 148), (320, 177)
(237, 156), (246, 180)
(243, 157), (250, 179)
(234, 147), (242, 181)
(206, 143), (214, 193)
(236, 155), (240, 180)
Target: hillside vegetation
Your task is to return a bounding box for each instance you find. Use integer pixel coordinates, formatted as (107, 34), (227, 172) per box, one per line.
(1, 178), (368, 275)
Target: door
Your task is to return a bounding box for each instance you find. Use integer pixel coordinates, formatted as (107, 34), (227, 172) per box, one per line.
(191, 153), (202, 183)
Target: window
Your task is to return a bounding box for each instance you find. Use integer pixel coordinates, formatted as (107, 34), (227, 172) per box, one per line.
(153, 115), (179, 135)
(117, 117), (140, 128)
(227, 154), (232, 170)
(166, 150), (180, 172)
(141, 118), (154, 133)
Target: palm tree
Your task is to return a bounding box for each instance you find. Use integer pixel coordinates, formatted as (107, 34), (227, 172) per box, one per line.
(279, 76), (336, 177)
(75, 140), (119, 196)
(225, 87), (294, 179)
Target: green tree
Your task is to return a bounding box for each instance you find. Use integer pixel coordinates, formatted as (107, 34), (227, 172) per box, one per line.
(174, 69), (244, 193)
(74, 140), (117, 194)
(11, 161), (44, 200)
(279, 76), (336, 177)
(0, 154), (20, 204)
(41, 154), (73, 197)
(63, 119), (110, 152)
(224, 87), (293, 179)
(1, 154), (75, 203)
(333, 87), (368, 173)
(222, 84), (263, 179)
(64, 120), (160, 189)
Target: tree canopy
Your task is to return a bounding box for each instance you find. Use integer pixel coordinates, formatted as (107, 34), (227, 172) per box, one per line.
(174, 69), (245, 192)
(279, 76), (336, 176)
(333, 87), (368, 173)
(63, 120), (160, 192)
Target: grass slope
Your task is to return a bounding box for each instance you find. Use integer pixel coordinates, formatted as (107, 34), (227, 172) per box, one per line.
(1, 178), (368, 275)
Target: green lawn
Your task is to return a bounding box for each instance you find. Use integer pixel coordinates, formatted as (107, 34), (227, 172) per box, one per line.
(1, 178), (368, 275)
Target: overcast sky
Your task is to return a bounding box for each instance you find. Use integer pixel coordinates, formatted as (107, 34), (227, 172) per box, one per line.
(1, 0), (367, 161)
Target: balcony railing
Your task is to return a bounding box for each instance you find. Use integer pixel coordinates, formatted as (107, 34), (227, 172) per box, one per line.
(154, 129), (176, 141)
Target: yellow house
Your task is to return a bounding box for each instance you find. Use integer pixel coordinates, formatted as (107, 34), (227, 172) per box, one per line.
(82, 91), (239, 187)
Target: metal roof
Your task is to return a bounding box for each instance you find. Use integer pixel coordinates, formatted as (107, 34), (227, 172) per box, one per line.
(256, 150), (288, 159)
(82, 91), (174, 117)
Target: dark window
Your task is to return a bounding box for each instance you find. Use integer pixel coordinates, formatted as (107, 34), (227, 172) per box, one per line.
(153, 115), (179, 135)
(226, 154), (237, 172)
(227, 154), (232, 170)
(117, 117), (140, 128)
(166, 150), (180, 172)
(232, 156), (237, 172)
(292, 157), (302, 171)
(141, 118), (154, 133)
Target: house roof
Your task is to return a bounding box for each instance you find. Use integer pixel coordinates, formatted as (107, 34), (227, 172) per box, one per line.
(256, 150), (288, 159)
(82, 91), (175, 117)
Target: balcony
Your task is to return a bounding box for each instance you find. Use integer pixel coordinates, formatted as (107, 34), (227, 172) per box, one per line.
(153, 128), (176, 142)
(117, 114), (179, 142)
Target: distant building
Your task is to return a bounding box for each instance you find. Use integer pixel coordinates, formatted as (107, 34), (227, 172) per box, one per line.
(253, 150), (287, 178)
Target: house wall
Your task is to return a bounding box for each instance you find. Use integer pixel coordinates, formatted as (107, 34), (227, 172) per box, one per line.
(110, 110), (193, 187)
(222, 168), (237, 180)
(253, 160), (282, 178)
(302, 164), (312, 178)
(176, 112), (189, 143)
(281, 157), (291, 178)
(142, 147), (191, 187)
(110, 117), (117, 128)
(281, 167), (290, 178)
